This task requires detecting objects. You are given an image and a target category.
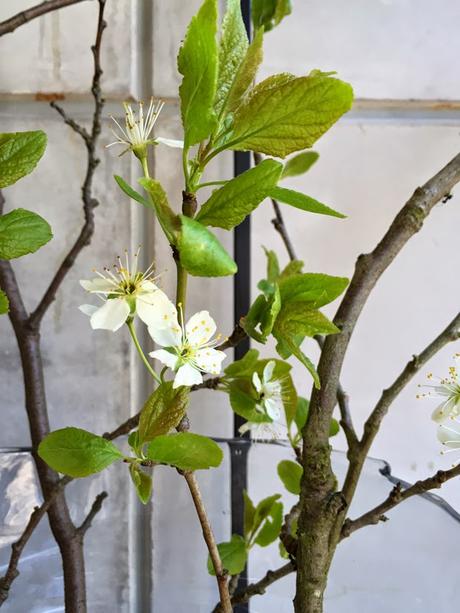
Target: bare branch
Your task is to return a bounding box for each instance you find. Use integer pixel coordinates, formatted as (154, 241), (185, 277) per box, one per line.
(341, 464), (460, 539)
(271, 197), (298, 261)
(0, 0), (87, 37)
(77, 491), (108, 536)
(230, 562), (295, 607)
(29, 0), (107, 328)
(217, 322), (247, 351)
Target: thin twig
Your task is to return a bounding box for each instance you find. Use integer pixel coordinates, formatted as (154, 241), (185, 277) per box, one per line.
(271, 197), (298, 261)
(0, 0), (87, 37)
(227, 562), (294, 608)
(28, 0), (107, 329)
(77, 492), (108, 536)
(217, 322), (247, 351)
(341, 464), (460, 539)
(183, 472), (232, 612)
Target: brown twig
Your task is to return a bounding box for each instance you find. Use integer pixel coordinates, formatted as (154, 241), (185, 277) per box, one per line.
(341, 464), (460, 539)
(0, 0), (88, 37)
(184, 472), (232, 612)
(230, 561), (295, 607)
(0, 3), (108, 609)
(217, 322), (247, 351)
(29, 0), (106, 329)
(77, 492), (108, 536)
(271, 197), (298, 261)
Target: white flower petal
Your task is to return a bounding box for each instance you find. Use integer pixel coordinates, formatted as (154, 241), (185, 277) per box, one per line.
(79, 304), (99, 317)
(139, 279), (158, 293)
(263, 360), (276, 383)
(156, 136), (184, 149)
(186, 311), (216, 347)
(174, 363), (202, 388)
(264, 398), (282, 421)
(89, 298), (130, 331)
(437, 421), (460, 448)
(148, 324), (182, 348)
(195, 348), (227, 375)
(149, 349), (178, 370)
(80, 278), (117, 293)
(252, 372), (262, 393)
(432, 399), (454, 423)
(137, 289), (178, 329)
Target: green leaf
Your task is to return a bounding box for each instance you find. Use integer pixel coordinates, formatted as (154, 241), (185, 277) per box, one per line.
(242, 285), (281, 343)
(138, 178), (178, 242)
(275, 331), (320, 388)
(138, 382), (189, 445)
(276, 302), (340, 338)
(207, 535), (247, 576)
(250, 494), (282, 540)
(227, 73), (353, 157)
(252, 0), (291, 32)
(281, 151), (319, 178)
(178, 215), (237, 277)
(294, 397), (309, 432)
(279, 273), (348, 308)
(0, 131), (47, 188)
(146, 432), (223, 471)
(229, 379), (268, 424)
(329, 418), (340, 437)
(263, 247), (280, 286)
(254, 501), (283, 547)
(225, 27), (264, 114)
(196, 159), (282, 229)
(178, 0), (218, 147)
(214, 0), (249, 118)
(0, 289), (9, 315)
(38, 427), (123, 478)
(270, 186), (345, 219)
(129, 464), (153, 505)
(243, 490), (256, 538)
(224, 348), (260, 378)
(277, 459), (302, 495)
(0, 208), (52, 260)
(114, 175), (151, 209)
(278, 259), (304, 281)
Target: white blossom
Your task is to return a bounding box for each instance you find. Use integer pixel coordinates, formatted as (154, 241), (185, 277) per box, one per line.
(437, 418), (460, 455)
(149, 308), (226, 389)
(107, 99), (183, 158)
(418, 358), (460, 423)
(79, 250), (175, 332)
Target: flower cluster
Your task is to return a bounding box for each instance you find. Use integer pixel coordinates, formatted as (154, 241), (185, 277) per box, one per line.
(80, 252), (226, 388)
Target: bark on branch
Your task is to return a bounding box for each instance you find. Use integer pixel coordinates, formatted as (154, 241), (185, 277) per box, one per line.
(0, 0), (88, 37)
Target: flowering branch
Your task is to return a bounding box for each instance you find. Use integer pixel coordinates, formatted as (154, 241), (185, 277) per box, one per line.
(0, 0), (88, 37)
(341, 464), (460, 539)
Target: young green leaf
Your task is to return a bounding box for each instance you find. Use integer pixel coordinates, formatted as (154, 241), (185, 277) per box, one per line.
(178, 215), (237, 277)
(227, 73), (353, 157)
(249, 494), (282, 541)
(38, 427), (123, 478)
(225, 27), (264, 114)
(138, 382), (189, 445)
(207, 534), (247, 576)
(294, 397), (309, 432)
(277, 459), (302, 495)
(252, 0), (291, 32)
(138, 177), (178, 242)
(129, 464), (153, 505)
(278, 259), (304, 281)
(243, 490), (256, 539)
(146, 432), (223, 470)
(270, 186), (345, 219)
(196, 159), (282, 229)
(275, 302), (340, 339)
(279, 273), (348, 308)
(214, 0), (249, 118)
(264, 248), (280, 286)
(329, 418), (340, 437)
(0, 130), (47, 188)
(224, 348), (260, 378)
(178, 0), (218, 147)
(254, 500), (283, 547)
(275, 332), (320, 388)
(281, 151), (319, 178)
(0, 208), (52, 260)
(242, 286), (281, 344)
(114, 175), (151, 209)
(0, 289), (9, 315)
(229, 379), (270, 424)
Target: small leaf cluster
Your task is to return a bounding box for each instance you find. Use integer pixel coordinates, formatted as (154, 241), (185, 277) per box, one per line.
(38, 383), (224, 504)
(0, 131), (52, 314)
(208, 491), (283, 576)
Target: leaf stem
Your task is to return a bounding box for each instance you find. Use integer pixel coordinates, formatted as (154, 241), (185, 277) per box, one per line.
(126, 319), (161, 384)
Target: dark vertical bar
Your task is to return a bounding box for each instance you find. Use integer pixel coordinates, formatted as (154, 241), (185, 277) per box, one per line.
(231, 2), (251, 610)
